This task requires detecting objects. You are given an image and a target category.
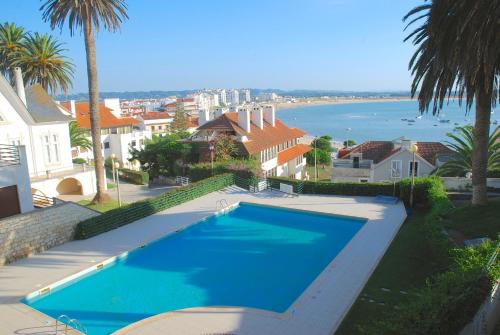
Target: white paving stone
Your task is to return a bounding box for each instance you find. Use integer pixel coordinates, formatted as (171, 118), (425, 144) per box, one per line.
(0, 187), (406, 335)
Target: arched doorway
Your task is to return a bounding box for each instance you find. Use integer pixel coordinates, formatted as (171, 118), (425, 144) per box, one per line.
(56, 178), (83, 195)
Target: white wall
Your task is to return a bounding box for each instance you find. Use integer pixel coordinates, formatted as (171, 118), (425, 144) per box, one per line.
(372, 150), (435, 182)
(0, 146), (34, 213)
(441, 177), (500, 191)
(31, 170), (97, 197)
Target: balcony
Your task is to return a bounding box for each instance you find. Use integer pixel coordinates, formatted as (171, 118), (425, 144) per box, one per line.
(0, 144), (21, 167)
(333, 159), (373, 169)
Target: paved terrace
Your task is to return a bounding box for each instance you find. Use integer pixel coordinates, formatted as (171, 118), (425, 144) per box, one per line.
(0, 187), (406, 335)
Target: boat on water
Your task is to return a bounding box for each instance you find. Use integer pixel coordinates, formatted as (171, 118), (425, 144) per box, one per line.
(416, 115), (423, 119)
(439, 119), (451, 123)
(493, 120), (499, 125)
(408, 119), (416, 123)
(401, 118), (407, 121)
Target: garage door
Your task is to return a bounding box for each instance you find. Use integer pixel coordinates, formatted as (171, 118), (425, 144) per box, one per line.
(0, 185), (21, 219)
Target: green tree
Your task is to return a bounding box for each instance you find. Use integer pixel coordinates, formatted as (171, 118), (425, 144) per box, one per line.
(312, 136), (333, 152)
(16, 32), (74, 94)
(404, 1), (500, 205)
(435, 125), (500, 177)
(69, 121), (92, 151)
(171, 107), (189, 135)
(305, 148), (331, 168)
(42, 0), (129, 204)
(343, 139), (356, 147)
(214, 134), (238, 161)
(0, 22), (25, 81)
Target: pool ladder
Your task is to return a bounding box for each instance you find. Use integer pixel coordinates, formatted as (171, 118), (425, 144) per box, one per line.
(215, 199), (229, 211)
(56, 315), (87, 334)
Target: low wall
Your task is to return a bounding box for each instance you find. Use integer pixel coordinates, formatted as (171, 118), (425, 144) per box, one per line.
(0, 202), (98, 265)
(440, 177), (500, 191)
(460, 281), (500, 335)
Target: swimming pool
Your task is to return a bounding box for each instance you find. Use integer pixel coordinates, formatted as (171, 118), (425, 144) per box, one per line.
(23, 202), (366, 335)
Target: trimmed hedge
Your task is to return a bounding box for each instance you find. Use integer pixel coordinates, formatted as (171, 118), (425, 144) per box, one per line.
(118, 168), (149, 185)
(188, 159), (258, 182)
(75, 173), (234, 239)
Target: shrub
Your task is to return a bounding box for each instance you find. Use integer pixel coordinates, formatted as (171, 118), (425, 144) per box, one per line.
(75, 173), (235, 239)
(188, 158), (261, 182)
(118, 168), (149, 185)
(72, 157), (87, 164)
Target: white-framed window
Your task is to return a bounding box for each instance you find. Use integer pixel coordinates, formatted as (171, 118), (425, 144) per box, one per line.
(391, 160), (402, 178)
(408, 161), (419, 177)
(42, 133), (60, 164)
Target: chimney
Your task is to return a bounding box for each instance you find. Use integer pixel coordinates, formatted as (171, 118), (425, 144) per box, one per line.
(70, 100), (76, 118)
(214, 107), (228, 118)
(198, 109), (210, 126)
(13, 67), (26, 106)
(237, 107), (251, 133)
(252, 106), (264, 130)
(263, 105), (275, 127)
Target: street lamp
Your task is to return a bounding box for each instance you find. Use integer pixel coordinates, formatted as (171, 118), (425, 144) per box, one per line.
(313, 136), (318, 182)
(114, 161), (122, 207)
(209, 143), (215, 176)
(409, 144), (418, 208)
(110, 153), (116, 184)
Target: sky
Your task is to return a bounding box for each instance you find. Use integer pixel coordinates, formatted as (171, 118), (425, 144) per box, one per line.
(1, 0), (423, 94)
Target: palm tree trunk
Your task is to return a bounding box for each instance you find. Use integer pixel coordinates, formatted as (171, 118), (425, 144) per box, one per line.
(83, 17), (108, 204)
(471, 87), (491, 205)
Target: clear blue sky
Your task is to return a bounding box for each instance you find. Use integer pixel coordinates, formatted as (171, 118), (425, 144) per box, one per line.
(1, 0), (422, 94)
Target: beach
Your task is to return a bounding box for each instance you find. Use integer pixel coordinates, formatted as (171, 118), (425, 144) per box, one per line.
(275, 97), (414, 111)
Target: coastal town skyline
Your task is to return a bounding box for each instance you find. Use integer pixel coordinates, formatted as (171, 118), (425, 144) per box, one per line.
(1, 0), (421, 94)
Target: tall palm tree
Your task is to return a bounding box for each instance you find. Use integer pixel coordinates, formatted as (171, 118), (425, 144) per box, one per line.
(69, 120), (92, 151)
(435, 125), (500, 177)
(404, 0), (500, 205)
(0, 22), (26, 81)
(41, 0), (128, 203)
(16, 32), (74, 94)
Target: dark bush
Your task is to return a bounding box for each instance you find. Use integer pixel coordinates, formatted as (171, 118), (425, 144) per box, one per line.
(72, 158), (87, 164)
(118, 168), (149, 185)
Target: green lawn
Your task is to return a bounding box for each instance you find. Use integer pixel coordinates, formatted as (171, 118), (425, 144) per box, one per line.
(443, 199), (500, 240)
(336, 212), (451, 334)
(306, 165), (332, 181)
(77, 199), (123, 213)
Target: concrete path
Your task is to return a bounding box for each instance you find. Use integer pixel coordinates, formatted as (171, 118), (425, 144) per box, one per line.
(0, 187), (406, 335)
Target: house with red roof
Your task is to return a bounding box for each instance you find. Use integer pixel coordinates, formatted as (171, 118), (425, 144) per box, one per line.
(332, 137), (454, 183)
(62, 99), (151, 169)
(193, 105), (311, 179)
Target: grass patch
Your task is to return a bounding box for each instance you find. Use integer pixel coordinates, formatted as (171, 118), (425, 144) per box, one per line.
(443, 199), (500, 239)
(306, 165), (332, 181)
(107, 182), (115, 189)
(336, 212), (451, 335)
(77, 199), (123, 213)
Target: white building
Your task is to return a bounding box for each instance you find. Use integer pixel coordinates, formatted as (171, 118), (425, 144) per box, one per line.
(239, 89), (251, 103)
(62, 99), (151, 170)
(332, 138), (454, 183)
(193, 104), (310, 179)
(0, 69), (98, 203)
(257, 92), (279, 102)
(226, 89), (240, 106)
(218, 89), (227, 106)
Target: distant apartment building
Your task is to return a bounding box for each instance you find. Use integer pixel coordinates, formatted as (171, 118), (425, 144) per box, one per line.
(332, 138), (453, 183)
(218, 89), (227, 106)
(193, 105), (310, 179)
(226, 89), (240, 106)
(0, 69), (98, 206)
(139, 112), (174, 136)
(63, 99), (151, 169)
(257, 92), (279, 102)
(239, 89), (251, 103)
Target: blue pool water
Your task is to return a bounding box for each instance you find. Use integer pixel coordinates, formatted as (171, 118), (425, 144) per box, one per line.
(23, 203), (366, 335)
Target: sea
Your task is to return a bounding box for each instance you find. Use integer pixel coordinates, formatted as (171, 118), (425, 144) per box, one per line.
(277, 100), (499, 143)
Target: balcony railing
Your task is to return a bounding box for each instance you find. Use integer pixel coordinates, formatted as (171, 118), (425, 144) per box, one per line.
(32, 193), (56, 208)
(333, 159), (373, 169)
(0, 144), (21, 167)
(30, 163), (91, 182)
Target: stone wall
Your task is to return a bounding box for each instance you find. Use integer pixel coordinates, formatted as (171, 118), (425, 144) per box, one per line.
(0, 202), (99, 265)
(440, 177), (500, 191)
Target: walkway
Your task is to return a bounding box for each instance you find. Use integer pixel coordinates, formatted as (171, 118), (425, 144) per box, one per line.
(0, 187), (406, 335)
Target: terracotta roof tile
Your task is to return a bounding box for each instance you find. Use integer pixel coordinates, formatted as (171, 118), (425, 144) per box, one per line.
(277, 144), (311, 165)
(62, 102), (140, 129)
(197, 112), (307, 155)
(141, 112), (173, 120)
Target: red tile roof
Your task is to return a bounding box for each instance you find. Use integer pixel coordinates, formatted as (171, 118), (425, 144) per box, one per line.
(197, 112), (307, 155)
(141, 112), (173, 120)
(277, 144), (311, 165)
(340, 140), (453, 165)
(62, 101), (140, 129)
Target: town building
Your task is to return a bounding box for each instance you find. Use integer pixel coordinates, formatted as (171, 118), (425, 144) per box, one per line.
(139, 112), (174, 136)
(193, 105), (310, 179)
(332, 137), (453, 183)
(239, 89), (251, 103)
(0, 69), (98, 212)
(257, 92), (279, 102)
(62, 99), (151, 169)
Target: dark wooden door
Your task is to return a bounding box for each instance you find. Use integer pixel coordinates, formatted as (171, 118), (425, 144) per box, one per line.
(0, 185), (21, 219)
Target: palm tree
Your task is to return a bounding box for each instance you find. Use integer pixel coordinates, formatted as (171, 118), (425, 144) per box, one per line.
(404, 1), (500, 205)
(0, 22), (26, 81)
(41, 0), (129, 203)
(435, 125), (500, 177)
(69, 121), (92, 151)
(15, 32), (74, 94)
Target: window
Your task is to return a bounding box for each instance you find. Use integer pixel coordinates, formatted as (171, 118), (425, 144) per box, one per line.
(104, 141), (110, 149)
(111, 128), (118, 134)
(359, 178), (369, 183)
(353, 156), (360, 168)
(391, 160), (402, 178)
(409, 161), (419, 177)
(151, 126), (155, 131)
(42, 133), (60, 164)
(131, 140), (136, 147)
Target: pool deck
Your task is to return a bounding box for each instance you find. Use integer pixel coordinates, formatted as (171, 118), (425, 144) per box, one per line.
(0, 187), (407, 335)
